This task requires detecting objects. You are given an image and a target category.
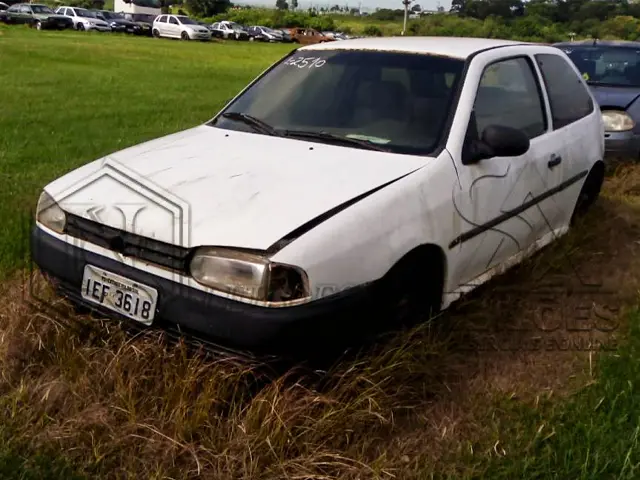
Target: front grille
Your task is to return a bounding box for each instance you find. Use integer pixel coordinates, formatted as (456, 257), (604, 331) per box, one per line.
(64, 213), (192, 273)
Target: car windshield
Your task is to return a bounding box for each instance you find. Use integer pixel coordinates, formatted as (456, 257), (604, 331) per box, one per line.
(32, 5), (54, 13)
(561, 45), (640, 87)
(132, 14), (154, 22)
(177, 16), (197, 25)
(210, 50), (464, 156)
(75, 8), (94, 17)
(101, 11), (122, 19)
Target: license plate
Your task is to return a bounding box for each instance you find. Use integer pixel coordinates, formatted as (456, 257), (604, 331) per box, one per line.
(81, 265), (158, 325)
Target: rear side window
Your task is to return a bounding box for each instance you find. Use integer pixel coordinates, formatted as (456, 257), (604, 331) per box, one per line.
(535, 53), (594, 129)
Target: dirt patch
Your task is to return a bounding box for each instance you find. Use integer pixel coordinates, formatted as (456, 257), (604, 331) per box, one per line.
(1, 166), (639, 478)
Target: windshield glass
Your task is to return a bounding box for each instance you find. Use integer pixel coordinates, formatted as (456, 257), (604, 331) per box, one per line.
(177, 16), (197, 25)
(561, 46), (640, 87)
(210, 50), (464, 155)
(75, 8), (94, 17)
(32, 5), (54, 13)
(132, 14), (155, 22)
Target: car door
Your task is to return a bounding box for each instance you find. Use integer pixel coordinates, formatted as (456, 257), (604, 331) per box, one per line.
(6, 4), (20, 22)
(167, 16), (180, 37)
(532, 52), (600, 230)
(447, 50), (556, 286)
(155, 15), (167, 35)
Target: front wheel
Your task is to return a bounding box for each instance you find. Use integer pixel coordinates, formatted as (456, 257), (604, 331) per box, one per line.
(76, 23), (84, 31)
(152, 28), (160, 38)
(181, 31), (189, 40)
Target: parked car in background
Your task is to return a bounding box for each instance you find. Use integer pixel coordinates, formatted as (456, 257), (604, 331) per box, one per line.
(211, 20), (249, 40)
(31, 37), (605, 357)
(322, 31), (350, 41)
(287, 27), (333, 45)
(0, 2), (9, 23)
(95, 10), (140, 34)
(152, 14), (211, 41)
(247, 25), (283, 42)
(555, 39), (640, 160)
(55, 6), (111, 31)
(278, 28), (293, 43)
(122, 12), (155, 35)
(196, 20), (213, 32)
(3, 3), (73, 29)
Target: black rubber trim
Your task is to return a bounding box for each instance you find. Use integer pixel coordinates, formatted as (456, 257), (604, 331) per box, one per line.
(448, 169), (588, 249)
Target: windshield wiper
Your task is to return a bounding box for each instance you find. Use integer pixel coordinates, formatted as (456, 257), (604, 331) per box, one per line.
(220, 112), (281, 136)
(282, 130), (391, 152)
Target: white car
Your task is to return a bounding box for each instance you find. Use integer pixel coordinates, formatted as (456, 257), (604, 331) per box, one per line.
(211, 20), (249, 40)
(54, 6), (111, 31)
(152, 14), (211, 41)
(32, 37), (605, 356)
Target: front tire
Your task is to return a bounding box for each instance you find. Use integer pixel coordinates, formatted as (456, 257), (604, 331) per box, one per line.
(76, 23), (84, 31)
(181, 31), (189, 40)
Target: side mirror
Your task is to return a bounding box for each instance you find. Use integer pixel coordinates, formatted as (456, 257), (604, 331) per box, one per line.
(464, 125), (530, 165)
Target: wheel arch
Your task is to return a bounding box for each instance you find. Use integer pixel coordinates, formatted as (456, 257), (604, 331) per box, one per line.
(381, 243), (448, 311)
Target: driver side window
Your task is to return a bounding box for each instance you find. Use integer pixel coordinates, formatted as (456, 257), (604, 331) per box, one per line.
(471, 57), (547, 141)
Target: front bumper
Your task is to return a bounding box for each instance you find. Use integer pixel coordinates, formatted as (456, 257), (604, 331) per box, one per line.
(604, 130), (640, 159)
(88, 24), (111, 32)
(31, 226), (379, 356)
(190, 31), (211, 40)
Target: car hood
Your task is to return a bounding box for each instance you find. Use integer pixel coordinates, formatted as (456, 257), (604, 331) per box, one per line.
(80, 16), (109, 26)
(35, 13), (68, 20)
(45, 125), (428, 250)
(589, 84), (640, 109)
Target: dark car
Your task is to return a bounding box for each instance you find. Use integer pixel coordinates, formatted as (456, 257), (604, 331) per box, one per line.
(0, 2), (8, 22)
(555, 39), (640, 159)
(247, 25), (284, 42)
(3, 3), (73, 29)
(95, 10), (141, 34)
(122, 12), (155, 36)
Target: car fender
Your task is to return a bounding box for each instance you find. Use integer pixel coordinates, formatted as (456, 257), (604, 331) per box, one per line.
(270, 150), (460, 303)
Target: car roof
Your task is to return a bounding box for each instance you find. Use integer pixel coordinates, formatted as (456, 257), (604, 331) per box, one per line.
(300, 36), (532, 59)
(554, 39), (640, 49)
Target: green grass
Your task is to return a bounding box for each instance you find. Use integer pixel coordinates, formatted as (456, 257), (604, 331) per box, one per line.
(455, 308), (640, 479)
(0, 26), (294, 278)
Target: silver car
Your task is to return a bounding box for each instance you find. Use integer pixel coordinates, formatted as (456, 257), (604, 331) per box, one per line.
(54, 6), (111, 31)
(152, 14), (211, 41)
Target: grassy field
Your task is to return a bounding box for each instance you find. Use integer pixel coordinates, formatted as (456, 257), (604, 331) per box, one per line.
(2, 25), (640, 479)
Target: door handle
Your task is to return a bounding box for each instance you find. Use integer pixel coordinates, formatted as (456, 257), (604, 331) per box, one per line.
(548, 154), (562, 169)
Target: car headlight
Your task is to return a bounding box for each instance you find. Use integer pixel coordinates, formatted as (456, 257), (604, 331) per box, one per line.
(36, 191), (66, 234)
(190, 247), (310, 302)
(602, 110), (635, 132)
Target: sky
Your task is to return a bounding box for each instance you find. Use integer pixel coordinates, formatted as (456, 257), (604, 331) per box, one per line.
(238, 0), (453, 12)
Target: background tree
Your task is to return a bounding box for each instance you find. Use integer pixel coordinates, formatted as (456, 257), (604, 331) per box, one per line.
(184, 0), (231, 16)
(275, 0), (289, 9)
